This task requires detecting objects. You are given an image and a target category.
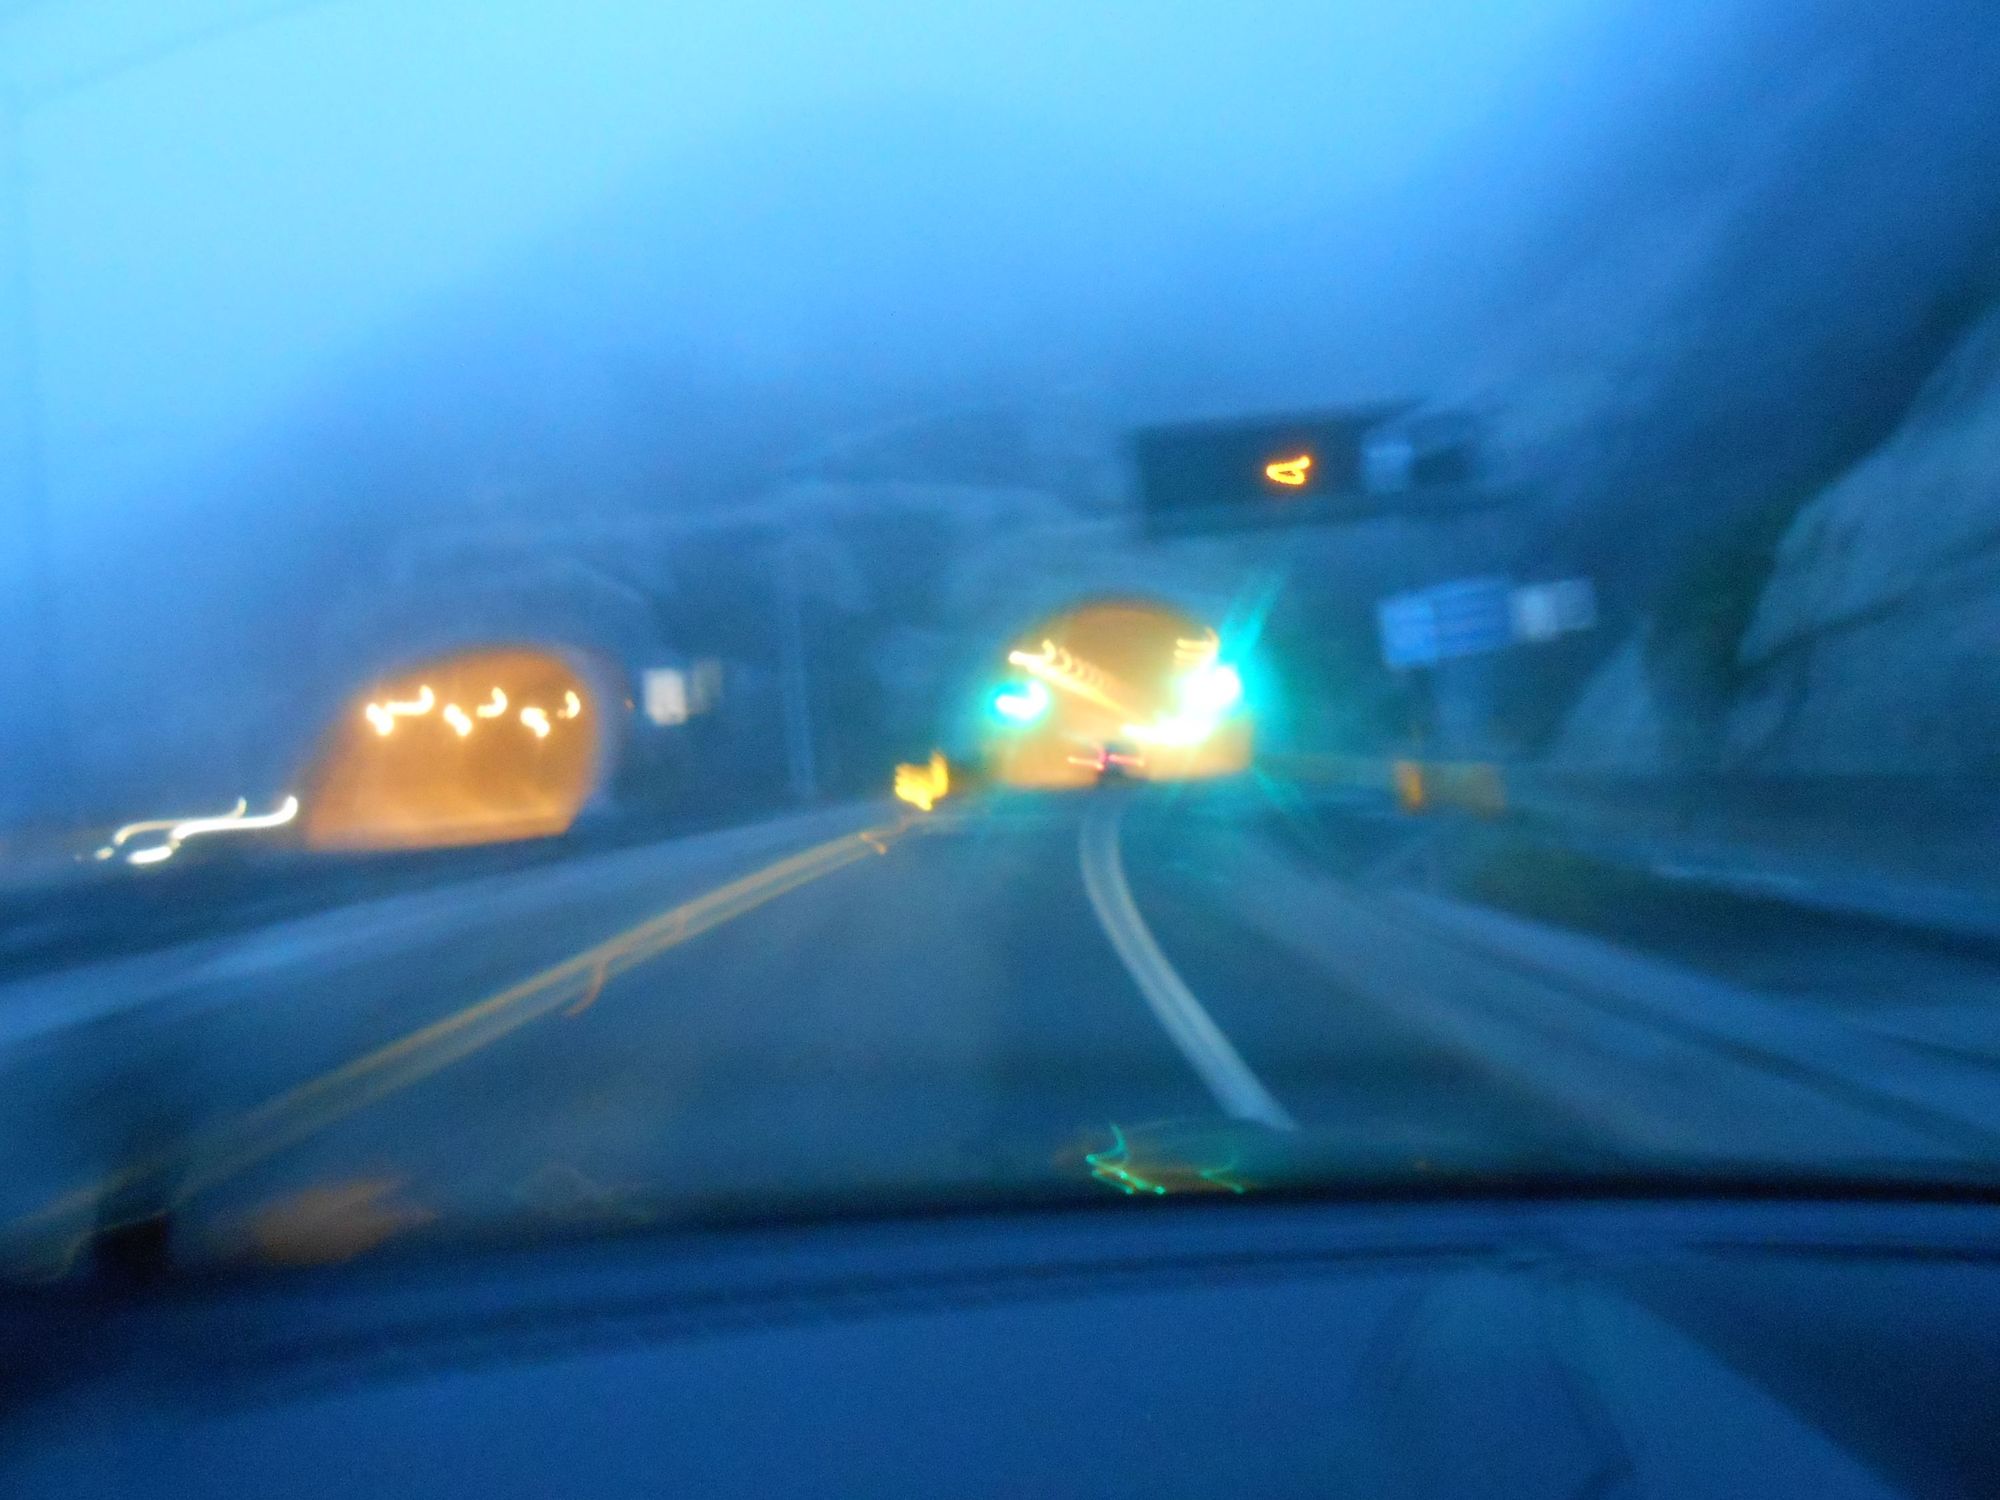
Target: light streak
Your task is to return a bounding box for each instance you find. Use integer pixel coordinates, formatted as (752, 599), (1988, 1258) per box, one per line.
(1173, 632), (1220, 668)
(113, 795), (302, 869)
(559, 690), (582, 719)
(1006, 641), (1136, 718)
(474, 687), (508, 719)
(170, 795), (299, 843)
(363, 685), (435, 736)
(520, 706), (551, 738)
(443, 704), (474, 738)
(1263, 452), (1312, 487)
(107, 799), (245, 849)
(1085, 1124), (1250, 1197)
(1085, 1126), (1167, 1196)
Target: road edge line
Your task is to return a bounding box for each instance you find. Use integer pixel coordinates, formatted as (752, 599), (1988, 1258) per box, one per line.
(1078, 802), (1295, 1131)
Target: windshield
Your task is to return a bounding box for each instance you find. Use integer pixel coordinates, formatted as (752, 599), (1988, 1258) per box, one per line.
(5, 0), (2000, 1278)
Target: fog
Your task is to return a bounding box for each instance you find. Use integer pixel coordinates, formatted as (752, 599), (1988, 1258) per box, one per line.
(15, 0), (1993, 828)
(26, 0), (1596, 508)
(3, 0), (1635, 817)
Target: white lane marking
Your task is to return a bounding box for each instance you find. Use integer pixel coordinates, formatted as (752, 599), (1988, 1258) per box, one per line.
(1078, 802), (1296, 1131)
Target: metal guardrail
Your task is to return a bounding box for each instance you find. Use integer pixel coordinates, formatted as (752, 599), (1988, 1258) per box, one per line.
(1258, 753), (1507, 816)
(1500, 771), (2000, 895)
(1260, 752), (2000, 929)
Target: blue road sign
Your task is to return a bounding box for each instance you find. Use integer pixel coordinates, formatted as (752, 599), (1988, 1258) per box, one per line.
(1377, 577), (1514, 669)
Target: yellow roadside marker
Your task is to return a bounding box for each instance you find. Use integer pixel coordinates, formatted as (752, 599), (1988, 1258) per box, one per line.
(893, 751), (951, 813)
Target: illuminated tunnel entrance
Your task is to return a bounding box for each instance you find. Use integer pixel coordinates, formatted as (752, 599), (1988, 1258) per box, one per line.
(982, 599), (1251, 789)
(303, 647), (602, 850)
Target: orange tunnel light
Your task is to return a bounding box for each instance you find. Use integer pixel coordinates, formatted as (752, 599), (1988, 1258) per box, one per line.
(306, 648), (599, 852)
(986, 600), (1251, 789)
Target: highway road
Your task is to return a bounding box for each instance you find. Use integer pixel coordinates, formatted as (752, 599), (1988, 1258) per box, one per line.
(5, 784), (2000, 1277)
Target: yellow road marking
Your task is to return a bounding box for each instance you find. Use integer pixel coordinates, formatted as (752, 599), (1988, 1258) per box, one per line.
(3, 815), (913, 1268)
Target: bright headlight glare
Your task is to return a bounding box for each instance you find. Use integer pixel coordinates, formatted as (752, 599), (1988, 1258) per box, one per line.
(1181, 663), (1242, 715)
(993, 679), (1051, 724)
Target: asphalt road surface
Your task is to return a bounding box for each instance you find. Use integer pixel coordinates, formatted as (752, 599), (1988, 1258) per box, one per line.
(5, 784), (2000, 1276)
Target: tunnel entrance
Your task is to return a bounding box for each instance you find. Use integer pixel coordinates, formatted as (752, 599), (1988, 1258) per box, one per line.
(983, 599), (1251, 789)
(303, 647), (601, 851)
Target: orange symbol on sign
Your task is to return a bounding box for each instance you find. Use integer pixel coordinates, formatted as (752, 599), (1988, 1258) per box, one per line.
(1264, 453), (1312, 487)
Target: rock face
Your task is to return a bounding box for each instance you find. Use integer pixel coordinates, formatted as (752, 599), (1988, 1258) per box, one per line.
(1470, 5), (2000, 568)
(1547, 637), (1669, 772)
(1520, 8), (2000, 773)
(1726, 305), (2000, 773)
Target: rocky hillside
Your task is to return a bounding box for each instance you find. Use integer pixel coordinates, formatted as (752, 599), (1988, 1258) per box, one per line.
(1524, 2), (2000, 769)
(1727, 304), (2000, 772)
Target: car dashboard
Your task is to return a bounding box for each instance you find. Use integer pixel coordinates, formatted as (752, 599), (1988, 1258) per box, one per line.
(3, 1195), (1997, 1498)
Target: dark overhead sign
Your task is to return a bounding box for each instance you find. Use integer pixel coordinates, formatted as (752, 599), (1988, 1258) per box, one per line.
(1131, 405), (1482, 532)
